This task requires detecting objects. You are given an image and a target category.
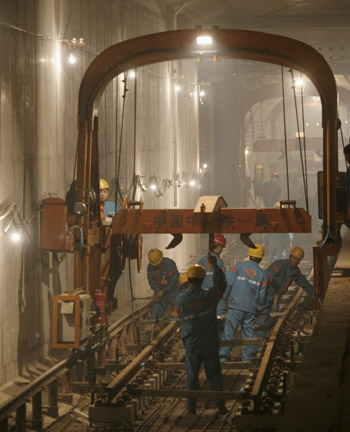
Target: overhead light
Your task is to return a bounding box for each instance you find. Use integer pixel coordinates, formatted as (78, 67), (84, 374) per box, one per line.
(189, 180), (196, 187)
(129, 70), (136, 78)
(203, 163), (208, 169)
(196, 35), (213, 45)
(11, 232), (21, 242)
(150, 184), (157, 190)
(68, 53), (76, 64)
(199, 90), (205, 97)
(175, 85), (181, 92)
(294, 78), (304, 88)
(245, 148), (249, 156)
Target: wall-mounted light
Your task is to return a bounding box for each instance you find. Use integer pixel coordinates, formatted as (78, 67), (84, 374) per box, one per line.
(196, 35), (213, 45)
(10, 231), (21, 242)
(129, 70), (136, 78)
(68, 53), (76, 64)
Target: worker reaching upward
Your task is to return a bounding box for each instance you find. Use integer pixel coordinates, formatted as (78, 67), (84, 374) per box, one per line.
(147, 249), (181, 319)
(220, 244), (269, 363)
(174, 255), (228, 416)
(99, 178), (120, 222)
(197, 234), (226, 290)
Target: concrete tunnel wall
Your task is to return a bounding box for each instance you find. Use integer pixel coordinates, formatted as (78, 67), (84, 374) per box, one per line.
(0, 0), (201, 385)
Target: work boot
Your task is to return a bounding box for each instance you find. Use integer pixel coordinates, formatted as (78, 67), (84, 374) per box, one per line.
(216, 405), (228, 415)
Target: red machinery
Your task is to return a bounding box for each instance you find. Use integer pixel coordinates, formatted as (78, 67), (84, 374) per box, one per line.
(49, 28), (342, 348)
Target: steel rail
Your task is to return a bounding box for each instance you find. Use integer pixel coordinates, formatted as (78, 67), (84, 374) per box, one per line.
(0, 300), (152, 423)
(107, 321), (177, 399)
(251, 288), (305, 397)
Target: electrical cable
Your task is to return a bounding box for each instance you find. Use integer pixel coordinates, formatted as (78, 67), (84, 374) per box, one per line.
(290, 69), (309, 212)
(299, 72), (309, 209)
(281, 67), (291, 202)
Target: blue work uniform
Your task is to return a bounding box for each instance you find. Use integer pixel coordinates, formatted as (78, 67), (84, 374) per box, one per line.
(147, 258), (181, 319)
(197, 252), (227, 316)
(267, 259), (314, 300)
(220, 260), (268, 362)
(175, 264), (226, 413)
(104, 200), (120, 218)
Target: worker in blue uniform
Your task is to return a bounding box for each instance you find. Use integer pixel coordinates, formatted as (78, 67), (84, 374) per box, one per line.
(197, 233), (226, 290)
(219, 244), (268, 363)
(100, 178), (120, 221)
(267, 246), (314, 305)
(197, 234), (227, 335)
(147, 249), (181, 319)
(174, 256), (228, 415)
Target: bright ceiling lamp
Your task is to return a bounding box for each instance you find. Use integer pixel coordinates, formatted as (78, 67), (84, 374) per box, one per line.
(196, 35), (212, 45)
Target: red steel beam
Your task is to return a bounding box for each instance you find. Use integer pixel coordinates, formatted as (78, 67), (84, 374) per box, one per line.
(112, 208), (311, 234)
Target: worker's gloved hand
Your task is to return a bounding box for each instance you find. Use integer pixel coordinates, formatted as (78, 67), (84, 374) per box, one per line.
(207, 253), (217, 266)
(153, 290), (165, 302)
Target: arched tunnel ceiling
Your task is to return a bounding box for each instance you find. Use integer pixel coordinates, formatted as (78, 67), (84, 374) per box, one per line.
(160, 0), (350, 29)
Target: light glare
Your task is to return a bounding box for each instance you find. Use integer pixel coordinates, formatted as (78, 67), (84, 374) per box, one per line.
(150, 184), (157, 190)
(129, 70), (136, 78)
(68, 53), (76, 64)
(11, 232), (21, 242)
(196, 36), (213, 45)
(294, 78), (304, 87)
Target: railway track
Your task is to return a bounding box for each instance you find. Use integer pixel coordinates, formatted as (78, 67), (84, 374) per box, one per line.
(1, 285), (316, 432)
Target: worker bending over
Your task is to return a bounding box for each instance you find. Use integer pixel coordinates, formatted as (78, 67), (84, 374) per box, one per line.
(174, 255), (228, 415)
(147, 249), (181, 319)
(266, 247), (314, 311)
(220, 244), (268, 363)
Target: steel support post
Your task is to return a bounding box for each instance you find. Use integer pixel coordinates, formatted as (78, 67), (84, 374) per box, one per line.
(16, 404), (26, 432)
(47, 379), (59, 417)
(31, 391), (43, 430)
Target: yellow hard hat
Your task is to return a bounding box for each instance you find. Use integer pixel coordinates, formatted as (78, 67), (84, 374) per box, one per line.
(148, 248), (163, 266)
(290, 246), (304, 260)
(248, 244), (265, 259)
(178, 273), (188, 286)
(100, 178), (109, 190)
(187, 265), (206, 280)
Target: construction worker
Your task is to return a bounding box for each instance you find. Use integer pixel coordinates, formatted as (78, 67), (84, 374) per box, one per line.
(197, 233), (227, 334)
(147, 249), (181, 319)
(219, 244), (268, 363)
(197, 234), (226, 290)
(262, 171), (281, 208)
(100, 178), (120, 222)
(174, 255), (228, 416)
(266, 247), (314, 309)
